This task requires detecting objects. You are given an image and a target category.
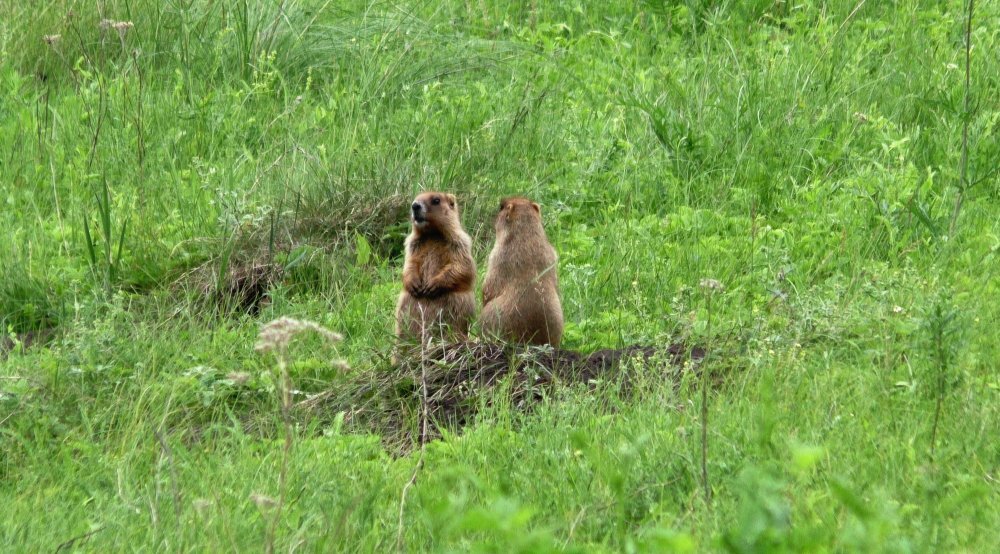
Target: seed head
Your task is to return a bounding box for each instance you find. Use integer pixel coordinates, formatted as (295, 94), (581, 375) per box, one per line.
(112, 20), (134, 39)
(226, 371), (251, 385)
(99, 19), (134, 39)
(699, 278), (724, 293)
(192, 498), (213, 516)
(255, 316), (343, 354)
(250, 493), (278, 510)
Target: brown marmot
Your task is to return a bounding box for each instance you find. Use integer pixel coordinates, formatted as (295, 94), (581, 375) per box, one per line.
(481, 197), (563, 347)
(394, 192), (477, 350)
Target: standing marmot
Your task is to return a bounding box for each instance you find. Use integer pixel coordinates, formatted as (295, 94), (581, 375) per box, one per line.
(481, 197), (563, 347)
(395, 192), (477, 350)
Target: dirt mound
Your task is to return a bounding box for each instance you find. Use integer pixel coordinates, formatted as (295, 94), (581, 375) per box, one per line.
(176, 259), (282, 315)
(298, 341), (705, 453)
(214, 261), (281, 314)
(0, 328), (56, 359)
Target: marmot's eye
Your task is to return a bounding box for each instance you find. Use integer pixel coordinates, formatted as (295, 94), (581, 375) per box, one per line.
(432, 197), (441, 205)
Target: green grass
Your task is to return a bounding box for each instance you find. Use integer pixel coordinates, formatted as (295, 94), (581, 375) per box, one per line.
(2, 0), (998, 551)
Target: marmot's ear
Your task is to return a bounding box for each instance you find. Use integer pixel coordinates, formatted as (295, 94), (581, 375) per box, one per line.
(446, 193), (457, 208)
(532, 202), (540, 215)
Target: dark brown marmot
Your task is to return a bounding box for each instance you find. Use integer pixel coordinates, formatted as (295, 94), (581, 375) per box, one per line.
(481, 197), (563, 347)
(395, 192), (477, 350)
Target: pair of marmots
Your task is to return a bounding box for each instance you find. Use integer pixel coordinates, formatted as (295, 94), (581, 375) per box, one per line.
(394, 192), (563, 353)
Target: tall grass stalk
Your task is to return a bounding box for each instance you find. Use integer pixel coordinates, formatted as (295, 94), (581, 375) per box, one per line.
(254, 317), (343, 554)
(926, 301), (956, 464)
(82, 177), (129, 293)
(699, 278), (723, 506)
(949, 0), (976, 235)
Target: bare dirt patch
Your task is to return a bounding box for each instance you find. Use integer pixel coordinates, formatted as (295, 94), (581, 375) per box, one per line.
(0, 328), (56, 359)
(298, 341), (705, 454)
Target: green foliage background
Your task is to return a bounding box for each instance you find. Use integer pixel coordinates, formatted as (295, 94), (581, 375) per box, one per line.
(1, 0), (997, 551)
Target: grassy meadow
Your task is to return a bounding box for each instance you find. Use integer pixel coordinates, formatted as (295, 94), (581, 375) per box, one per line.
(1, 0), (998, 551)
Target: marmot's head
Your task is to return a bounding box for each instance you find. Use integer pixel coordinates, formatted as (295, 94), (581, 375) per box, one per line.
(410, 192), (458, 233)
(495, 197), (542, 236)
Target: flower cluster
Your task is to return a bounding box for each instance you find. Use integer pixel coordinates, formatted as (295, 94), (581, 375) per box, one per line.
(699, 278), (725, 293)
(100, 18), (134, 39)
(254, 317), (343, 354)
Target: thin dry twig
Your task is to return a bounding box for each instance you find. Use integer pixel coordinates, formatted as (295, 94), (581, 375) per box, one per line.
(396, 307), (431, 552)
(55, 526), (106, 552)
(264, 349), (293, 554)
(154, 429), (182, 522)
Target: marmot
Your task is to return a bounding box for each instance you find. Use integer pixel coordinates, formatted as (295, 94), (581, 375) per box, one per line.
(481, 197), (563, 347)
(395, 192), (477, 350)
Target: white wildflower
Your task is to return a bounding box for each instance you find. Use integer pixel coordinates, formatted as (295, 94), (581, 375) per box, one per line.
(255, 317), (343, 354)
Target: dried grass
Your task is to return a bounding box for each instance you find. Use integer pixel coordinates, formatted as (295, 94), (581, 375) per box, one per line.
(298, 341), (706, 454)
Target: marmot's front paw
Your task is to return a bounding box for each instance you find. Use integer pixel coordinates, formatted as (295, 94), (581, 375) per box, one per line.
(411, 282), (443, 299)
(419, 284), (444, 299)
(406, 281), (426, 298)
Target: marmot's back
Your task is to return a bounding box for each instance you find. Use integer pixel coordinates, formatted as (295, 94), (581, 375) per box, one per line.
(481, 198), (563, 347)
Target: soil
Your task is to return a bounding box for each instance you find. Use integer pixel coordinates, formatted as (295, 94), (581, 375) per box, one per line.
(0, 328), (56, 359)
(298, 341), (706, 454)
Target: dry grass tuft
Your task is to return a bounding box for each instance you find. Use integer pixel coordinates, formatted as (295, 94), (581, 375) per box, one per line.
(298, 341), (706, 454)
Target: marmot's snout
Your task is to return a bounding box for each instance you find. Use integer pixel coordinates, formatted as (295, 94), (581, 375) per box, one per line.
(411, 201), (425, 223)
